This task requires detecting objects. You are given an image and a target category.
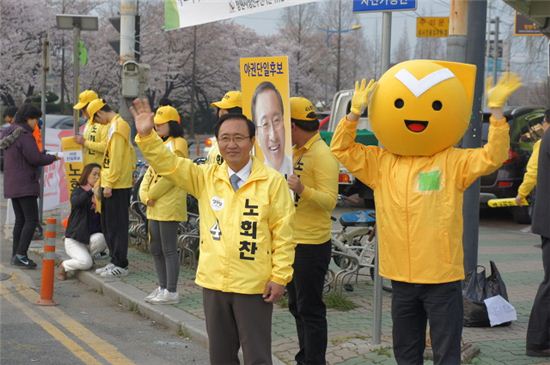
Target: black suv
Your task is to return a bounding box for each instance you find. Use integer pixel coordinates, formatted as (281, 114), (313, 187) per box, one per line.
(480, 106), (546, 223)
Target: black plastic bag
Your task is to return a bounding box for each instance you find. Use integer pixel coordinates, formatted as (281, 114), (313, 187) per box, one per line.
(463, 261), (511, 327)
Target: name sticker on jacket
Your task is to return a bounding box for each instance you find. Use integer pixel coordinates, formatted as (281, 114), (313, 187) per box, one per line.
(239, 199), (259, 260)
(417, 170), (442, 192)
(210, 196), (224, 211)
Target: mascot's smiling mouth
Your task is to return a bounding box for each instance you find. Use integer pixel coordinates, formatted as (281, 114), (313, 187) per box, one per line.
(404, 120), (429, 133)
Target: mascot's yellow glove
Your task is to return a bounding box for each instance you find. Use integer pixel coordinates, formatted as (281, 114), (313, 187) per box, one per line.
(350, 79), (377, 116)
(486, 72), (522, 108)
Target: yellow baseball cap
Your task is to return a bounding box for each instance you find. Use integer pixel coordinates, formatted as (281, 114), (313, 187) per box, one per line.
(86, 98), (106, 124)
(73, 90), (99, 110)
(210, 90), (242, 110)
(290, 97), (317, 121)
(154, 105), (181, 125)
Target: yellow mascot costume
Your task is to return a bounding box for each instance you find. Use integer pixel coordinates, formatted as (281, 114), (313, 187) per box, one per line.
(331, 59), (521, 365)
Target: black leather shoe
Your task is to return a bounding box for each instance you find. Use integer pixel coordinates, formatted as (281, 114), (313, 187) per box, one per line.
(526, 348), (550, 357)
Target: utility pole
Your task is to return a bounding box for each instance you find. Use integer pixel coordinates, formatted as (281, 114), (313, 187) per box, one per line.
(39, 35), (50, 224)
(296, 6), (303, 95)
(119, 0), (138, 133)
(72, 25), (80, 135)
(60, 0), (66, 114)
(463, 0), (488, 274)
(491, 17), (500, 80)
(190, 26), (197, 137)
(447, 0), (468, 62)
(372, 10), (391, 346)
(336, 0), (342, 92)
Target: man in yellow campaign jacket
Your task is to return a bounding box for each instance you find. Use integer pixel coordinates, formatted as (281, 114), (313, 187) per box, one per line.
(73, 89), (108, 166)
(132, 99), (294, 365)
(139, 105), (188, 305)
(331, 60), (521, 365)
(286, 96), (338, 365)
(86, 98), (136, 278)
(207, 90), (243, 165)
(516, 110), (550, 206)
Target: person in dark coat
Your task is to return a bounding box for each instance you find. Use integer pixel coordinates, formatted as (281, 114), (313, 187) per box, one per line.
(1, 104), (57, 268)
(526, 109), (550, 358)
(58, 163), (107, 280)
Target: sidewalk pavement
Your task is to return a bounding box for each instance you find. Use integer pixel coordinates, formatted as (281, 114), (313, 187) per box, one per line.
(28, 219), (549, 365)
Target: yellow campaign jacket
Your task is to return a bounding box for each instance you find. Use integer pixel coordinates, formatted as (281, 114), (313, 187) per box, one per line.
(83, 120), (108, 166)
(136, 131), (296, 294)
(517, 139), (540, 199)
(101, 114), (136, 189)
(331, 116), (509, 284)
(139, 137), (188, 222)
(293, 133), (339, 244)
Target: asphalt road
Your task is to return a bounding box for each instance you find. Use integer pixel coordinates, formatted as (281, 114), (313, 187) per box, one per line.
(0, 260), (210, 365)
(0, 170), (209, 365)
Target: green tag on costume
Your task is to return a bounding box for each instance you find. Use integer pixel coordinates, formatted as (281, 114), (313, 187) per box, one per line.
(418, 170), (441, 192)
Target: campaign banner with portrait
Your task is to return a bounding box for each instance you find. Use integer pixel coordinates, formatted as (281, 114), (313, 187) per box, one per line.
(164, 0), (318, 30)
(240, 56), (293, 178)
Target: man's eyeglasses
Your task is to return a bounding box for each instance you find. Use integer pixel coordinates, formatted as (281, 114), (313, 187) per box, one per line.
(218, 134), (251, 144)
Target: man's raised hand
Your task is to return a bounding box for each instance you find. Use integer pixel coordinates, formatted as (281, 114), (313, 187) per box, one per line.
(130, 98), (155, 137)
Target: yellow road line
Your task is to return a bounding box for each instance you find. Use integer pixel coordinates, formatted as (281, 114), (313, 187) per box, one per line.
(6, 273), (135, 365)
(2, 289), (102, 365)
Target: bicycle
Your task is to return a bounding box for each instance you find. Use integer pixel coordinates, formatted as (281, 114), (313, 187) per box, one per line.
(328, 209), (392, 293)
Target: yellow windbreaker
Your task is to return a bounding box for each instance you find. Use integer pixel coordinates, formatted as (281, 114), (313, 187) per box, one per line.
(100, 115), (136, 189)
(517, 139), (540, 199)
(139, 137), (188, 222)
(331, 116), (509, 284)
(293, 133), (339, 244)
(136, 131), (296, 294)
(82, 120), (108, 166)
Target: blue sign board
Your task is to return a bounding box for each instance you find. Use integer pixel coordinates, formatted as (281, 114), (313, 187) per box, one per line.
(353, 0), (417, 13)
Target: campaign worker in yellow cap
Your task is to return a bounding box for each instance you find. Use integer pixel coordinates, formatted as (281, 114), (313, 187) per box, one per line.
(331, 60), (521, 364)
(86, 98), (136, 278)
(207, 90), (243, 165)
(286, 96), (338, 365)
(139, 105), (188, 304)
(73, 90), (108, 166)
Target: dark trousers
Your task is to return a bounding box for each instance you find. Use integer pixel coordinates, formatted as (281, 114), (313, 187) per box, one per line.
(527, 236), (550, 350)
(203, 288), (273, 365)
(101, 188), (131, 268)
(149, 220), (180, 292)
(11, 196), (39, 257)
(391, 280), (463, 365)
(287, 240), (332, 365)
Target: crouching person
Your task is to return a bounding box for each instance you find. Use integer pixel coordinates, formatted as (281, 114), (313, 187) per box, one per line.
(58, 163), (107, 280)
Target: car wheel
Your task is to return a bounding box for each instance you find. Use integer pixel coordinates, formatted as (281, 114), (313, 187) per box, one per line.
(512, 206), (531, 224)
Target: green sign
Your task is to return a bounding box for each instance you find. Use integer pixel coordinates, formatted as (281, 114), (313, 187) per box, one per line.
(79, 40), (88, 66)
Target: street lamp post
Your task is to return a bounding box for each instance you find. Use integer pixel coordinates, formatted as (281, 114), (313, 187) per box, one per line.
(56, 14), (98, 135)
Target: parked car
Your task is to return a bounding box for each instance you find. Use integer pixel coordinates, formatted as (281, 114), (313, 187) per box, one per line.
(46, 114), (85, 129)
(480, 106), (546, 224)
